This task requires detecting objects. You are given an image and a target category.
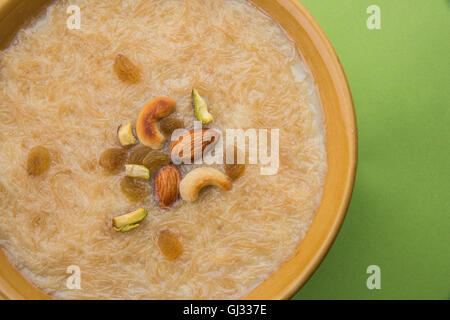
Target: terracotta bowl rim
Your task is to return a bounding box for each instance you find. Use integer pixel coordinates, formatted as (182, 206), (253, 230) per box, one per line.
(0, 0), (357, 300)
(276, 0), (357, 299)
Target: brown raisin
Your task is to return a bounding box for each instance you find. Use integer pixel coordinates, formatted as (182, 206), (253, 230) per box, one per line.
(224, 164), (245, 181)
(27, 146), (50, 176)
(114, 54), (141, 83)
(99, 148), (127, 173)
(159, 117), (184, 137)
(120, 176), (150, 202)
(158, 230), (183, 260)
(127, 144), (151, 165)
(142, 151), (171, 172)
(223, 145), (245, 180)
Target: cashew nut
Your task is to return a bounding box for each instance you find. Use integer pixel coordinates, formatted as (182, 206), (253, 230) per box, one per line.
(117, 122), (137, 146)
(179, 167), (232, 202)
(136, 97), (176, 149)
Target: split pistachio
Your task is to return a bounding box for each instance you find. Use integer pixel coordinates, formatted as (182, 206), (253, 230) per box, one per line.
(117, 122), (137, 146)
(112, 208), (148, 232)
(125, 164), (150, 179)
(192, 89), (213, 124)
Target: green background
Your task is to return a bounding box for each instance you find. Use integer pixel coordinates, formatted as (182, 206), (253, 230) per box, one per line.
(293, 0), (449, 299)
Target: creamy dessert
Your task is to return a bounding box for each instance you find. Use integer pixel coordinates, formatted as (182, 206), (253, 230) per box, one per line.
(0, 0), (326, 299)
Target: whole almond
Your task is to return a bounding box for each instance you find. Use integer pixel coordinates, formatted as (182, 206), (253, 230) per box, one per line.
(170, 128), (220, 163)
(154, 164), (181, 208)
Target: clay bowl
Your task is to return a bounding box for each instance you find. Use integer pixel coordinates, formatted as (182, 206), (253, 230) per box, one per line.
(0, 0), (357, 299)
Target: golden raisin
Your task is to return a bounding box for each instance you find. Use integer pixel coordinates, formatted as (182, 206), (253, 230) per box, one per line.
(224, 164), (245, 181)
(142, 151), (171, 172)
(99, 148), (127, 173)
(114, 54), (141, 83)
(120, 176), (150, 202)
(158, 230), (183, 260)
(27, 146), (50, 176)
(159, 116), (184, 137)
(127, 144), (151, 165)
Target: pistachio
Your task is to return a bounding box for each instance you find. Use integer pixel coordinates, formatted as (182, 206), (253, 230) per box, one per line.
(117, 122), (137, 146)
(112, 208), (147, 232)
(125, 164), (150, 179)
(192, 89), (213, 124)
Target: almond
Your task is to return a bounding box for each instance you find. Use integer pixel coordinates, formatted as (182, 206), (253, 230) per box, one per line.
(154, 164), (181, 208)
(170, 128), (220, 164)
